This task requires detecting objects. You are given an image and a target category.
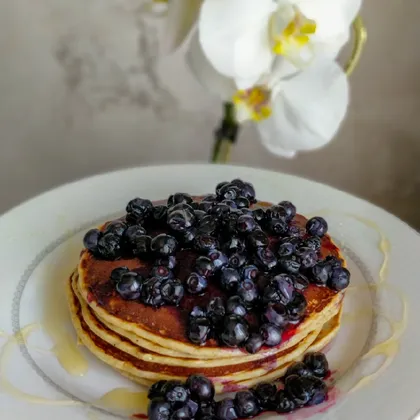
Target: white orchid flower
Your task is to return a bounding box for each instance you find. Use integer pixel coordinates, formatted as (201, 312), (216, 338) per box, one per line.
(199, 0), (361, 89)
(187, 33), (349, 158)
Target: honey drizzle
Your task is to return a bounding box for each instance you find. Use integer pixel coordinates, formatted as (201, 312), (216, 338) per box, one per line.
(312, 209), (408, 393)
(96, 388), (149, 414)
(0, 324), (82, 406)
(42, 273), (88, 376)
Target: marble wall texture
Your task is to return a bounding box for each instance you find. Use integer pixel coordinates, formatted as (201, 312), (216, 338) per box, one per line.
(1, 0), (419, 227)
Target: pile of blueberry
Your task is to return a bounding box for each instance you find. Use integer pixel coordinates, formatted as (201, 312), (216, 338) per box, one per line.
(147, 352), (330, 420)
(82, 179), (351, 350)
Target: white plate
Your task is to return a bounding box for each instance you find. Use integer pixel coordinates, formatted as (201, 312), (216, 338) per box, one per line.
(0, 164), (418, 420)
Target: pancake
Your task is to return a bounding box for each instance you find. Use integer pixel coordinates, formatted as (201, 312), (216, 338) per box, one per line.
(77, 204), (345, 359)
(69, 272), (340, 380)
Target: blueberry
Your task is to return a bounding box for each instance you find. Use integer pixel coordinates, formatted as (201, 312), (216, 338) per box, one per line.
(104, 220), (127, 237)
(207, 297), (226, 328)
(296, 247), (318, 268)
(325, 255), (343, 269)
(216, 181), (229, 195)
(268, 218), (288, 236)
(240, 181), (256, 203)
(220, 212), (240, 234)
(132, 235), (152, 255)
(219, 268), (241, 292)
(190, 306), (207, 318)
(217, 184), (241, 201)
(167, 193), (193, 207)
(195, 256), (213, 278)
(262, 286), (282, 306)
(236, 215), (257, 233)
(277, 241), (295, 257)
(284, 361), (313, 379)
(306, 217), (328, 237)
(222, 199), (238, 209)
(328, 267), (350, 291)
(197, 401), (215, 419)
(215, 398), (238, 420)
(208, 249), (229, 271)
(235, 196), (250, 209)
(303, 352), (329, 378)
(240, 208), (254, 216)
(226, 296), (247, 317)
(222, 236), (246, 255)
(126, 198), (153, 222)
(247, 230), (269, 248)
(202, 194), (218, 203)
(186, 374), (215, 402)
(306, 377), (328, 406)
(116, 272), (142, 300)
(234, 390), (260, 418)
(188, 317), (211, 345)
(194, 235), (219, 253)
(209, 203), (231, 218)
(271, 274), (295, 305)
(311, 261), (331, 285)
(97, 233), (121, 260)
(161, 279), (184, 306)
(148, 398), (172, 420)
(288, 224), (304, 238)
(254, 247), (278, 270)
(293, 273), (310, 291)
(266, 205), (288, 221)
(142, 278), (165, 307)
(148, 380), (168, 400)
(241, 265), (259, 281)
(244, 333), (264, 354)
(262, 304), (288, 327)
(251, 208), (266, 224)
(185, 399), (199, 417)
(260, 323), (282, 347)
(198, 200), (215, 213)
(124, 225), (147, 247)
(186, 273), (208, 295)
(110, 266), (129, 284)
(304, 236), (321, 251)
(164, 382), (190, 406)
(151, 234), (178, 256)
(194, 210), (207, 222)
(167, 207), (196, 233)
(155, 255), (177, 270)
(221, 315), (249, 347)
(253, 383), (277, 410)
(274, 390), (295, 413)
(152, 205), (168, 224)
(171, 406), (193, 420)
(197, 215), (218, 235)
(237, 279), (259, 307)
(228, 253), (247, 269)
(279, 255), (301, 274)
(150, 265), (173, 281)
(284, 375), (314, 407)
(83, 228), (101, 253)
(287, 292), (307, 322)
(278, 201), (296, 221)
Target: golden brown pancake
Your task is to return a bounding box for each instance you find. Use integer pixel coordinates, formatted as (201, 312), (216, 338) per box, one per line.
(77, 204), (344, 359)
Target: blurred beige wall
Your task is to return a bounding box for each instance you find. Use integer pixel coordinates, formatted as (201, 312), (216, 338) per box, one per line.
(0, 0), (419, 227)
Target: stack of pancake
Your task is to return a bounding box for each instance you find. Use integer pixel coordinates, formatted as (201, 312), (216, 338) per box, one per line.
(67, 205), (344, 393)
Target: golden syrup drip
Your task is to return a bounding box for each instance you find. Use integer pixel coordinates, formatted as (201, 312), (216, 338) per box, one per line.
(96, 388), (149, 414)
(0, 324), (83, 406)
(42, 273), (88, 376)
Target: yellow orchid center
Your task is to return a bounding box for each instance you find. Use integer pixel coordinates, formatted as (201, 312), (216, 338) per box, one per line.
(271, 7), (316, 56)
(233, 86), (272, 122)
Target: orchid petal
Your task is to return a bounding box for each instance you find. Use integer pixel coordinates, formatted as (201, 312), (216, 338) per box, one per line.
(296, 0), (361, 40)
(199, 0), (276, 82)
(162, 0), (203, 53)
(257, 59), (349, 157)
(186, 31), (236, 100)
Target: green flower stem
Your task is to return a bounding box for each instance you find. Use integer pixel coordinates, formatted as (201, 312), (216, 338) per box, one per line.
(211, 102), (239, 163)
